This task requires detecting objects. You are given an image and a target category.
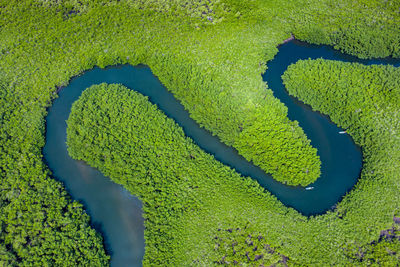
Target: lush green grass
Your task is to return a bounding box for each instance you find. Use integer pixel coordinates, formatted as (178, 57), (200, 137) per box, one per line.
(1, 0), (399, 265)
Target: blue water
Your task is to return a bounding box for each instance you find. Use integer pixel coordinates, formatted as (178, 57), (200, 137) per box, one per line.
(43, 40), (400, 266)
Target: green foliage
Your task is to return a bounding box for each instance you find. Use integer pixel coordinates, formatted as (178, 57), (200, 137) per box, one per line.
(0, 80), (109, 265)
(236, 107), (320, 186)
(282, 59), (400, 167)
(67, 83), (238, 265)
(66, 84), (303, 265)
(344, 223), (400, 265)
(67, 81), (399, 265)
(1, 0), (399, 265)
(0, 0), (323, 188)
(290, 0), (400, 58)
(212, 226), (288, 266)
(282, 59), (400, 264)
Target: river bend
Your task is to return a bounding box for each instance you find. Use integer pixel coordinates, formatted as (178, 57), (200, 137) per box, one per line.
(43, 40), (400, 266)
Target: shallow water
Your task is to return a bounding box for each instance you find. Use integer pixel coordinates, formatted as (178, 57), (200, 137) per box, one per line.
(43, 41), (399, 266)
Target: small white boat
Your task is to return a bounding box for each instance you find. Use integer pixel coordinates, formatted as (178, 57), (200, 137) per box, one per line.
(305, 187), (314, 190)
(339, 131), (346, 134)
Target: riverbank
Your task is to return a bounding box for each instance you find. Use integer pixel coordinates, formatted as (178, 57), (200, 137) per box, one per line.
(281, 33), (295, 45)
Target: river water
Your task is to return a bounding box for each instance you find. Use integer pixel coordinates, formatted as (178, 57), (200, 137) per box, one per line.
(43, 40), (399, 266)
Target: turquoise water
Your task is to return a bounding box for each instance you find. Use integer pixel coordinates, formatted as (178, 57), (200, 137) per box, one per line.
(43, 41), (399, 266)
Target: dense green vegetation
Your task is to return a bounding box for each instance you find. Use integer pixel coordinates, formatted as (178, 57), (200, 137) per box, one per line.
(290, 0), (400, 58)
(282, 59), (400, 264)
(67, 82), (399, 265)
(357, 223), (400, 265)
(212, 226), (289, 265)
(0, 81), (109, 265)
(1, 0), (399, 265)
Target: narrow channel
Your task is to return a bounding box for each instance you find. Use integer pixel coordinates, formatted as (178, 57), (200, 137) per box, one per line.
(43, 40), (399, 266)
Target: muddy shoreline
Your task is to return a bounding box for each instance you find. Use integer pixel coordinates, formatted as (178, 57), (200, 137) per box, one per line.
(281, 33), (295, 45)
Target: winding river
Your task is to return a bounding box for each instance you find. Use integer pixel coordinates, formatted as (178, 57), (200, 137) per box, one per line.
(43, 40), (400, 266)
